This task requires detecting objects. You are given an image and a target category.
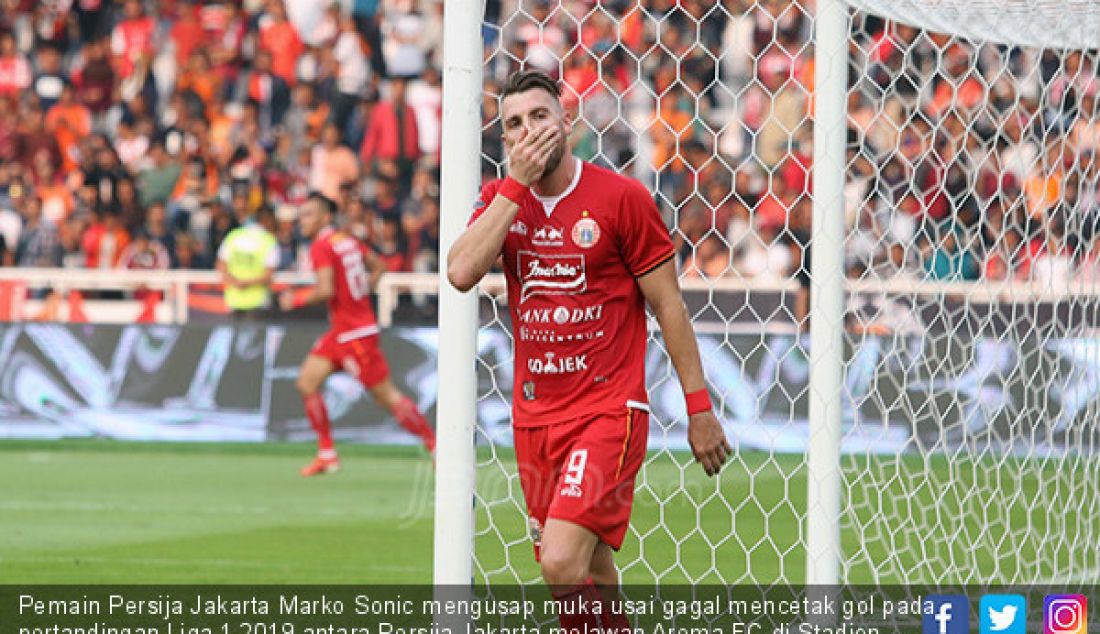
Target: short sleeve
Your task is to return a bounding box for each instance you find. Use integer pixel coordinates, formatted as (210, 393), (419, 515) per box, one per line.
(467, 180), (501, 227)
(619, 181), (675, 277)
(264, 240), (280, 269)
(309, 238), (333, 271)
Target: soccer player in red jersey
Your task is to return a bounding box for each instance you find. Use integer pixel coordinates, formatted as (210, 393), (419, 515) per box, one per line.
(281, 192), (436, 476)
(448, 71), (731, 632)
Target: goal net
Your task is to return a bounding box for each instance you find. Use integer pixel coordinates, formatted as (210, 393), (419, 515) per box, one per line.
(463, 0), (1100, 585)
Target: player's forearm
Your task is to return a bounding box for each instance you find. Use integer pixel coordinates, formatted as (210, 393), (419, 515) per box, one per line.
(446, 197), (518, 292)
(653, 301), (707, 394)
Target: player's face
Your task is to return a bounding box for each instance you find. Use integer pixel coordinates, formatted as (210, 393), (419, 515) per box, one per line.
(299, 201), (327, 239)
(501, 88), (571, 170)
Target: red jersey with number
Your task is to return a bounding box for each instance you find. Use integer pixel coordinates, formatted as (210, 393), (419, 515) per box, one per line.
(309, 226), (379, 338)
(470, 160), (675, 427)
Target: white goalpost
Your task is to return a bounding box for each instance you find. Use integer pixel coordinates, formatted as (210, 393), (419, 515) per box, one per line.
(437, 0), (1100, 588)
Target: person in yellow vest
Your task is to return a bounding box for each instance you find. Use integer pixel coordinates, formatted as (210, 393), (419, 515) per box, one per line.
(217, 207), (280, 320)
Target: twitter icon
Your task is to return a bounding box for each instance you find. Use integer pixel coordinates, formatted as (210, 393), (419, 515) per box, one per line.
(981, 595), (1027, 634)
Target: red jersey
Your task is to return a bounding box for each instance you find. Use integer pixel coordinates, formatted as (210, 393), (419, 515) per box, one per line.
(111, 17), (155, 78)
(471, 161), (675, 427)
(309, 227), (379, 339)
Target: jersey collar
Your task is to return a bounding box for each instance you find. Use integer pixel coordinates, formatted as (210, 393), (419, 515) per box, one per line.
(531, 158), (583, 218)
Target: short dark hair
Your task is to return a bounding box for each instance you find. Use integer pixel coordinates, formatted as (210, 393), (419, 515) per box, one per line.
(501, 70), (561, 101)
(307, 191), (338, 215)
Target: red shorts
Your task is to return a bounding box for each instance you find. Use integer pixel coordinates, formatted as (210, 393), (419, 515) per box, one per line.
(309, 330), (390, 388)
(514, 407), (649, 556)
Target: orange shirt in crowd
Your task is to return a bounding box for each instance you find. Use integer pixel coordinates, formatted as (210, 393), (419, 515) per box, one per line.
(170, 10), (206, 65)
(928, 77), (984, 116)
(38, 182), (74, 225)
(651, 101), (693, 172)
(1024, 171), (1062, 219)
(259, 21), (303, 85)
(83, 223), (131, 269)
(46, 102), (93, 174)
(177, 70), (219, 107)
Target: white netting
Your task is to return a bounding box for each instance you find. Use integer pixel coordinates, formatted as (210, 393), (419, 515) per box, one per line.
(465, 0), (1100, 585)
(845, 0), (1100, 49)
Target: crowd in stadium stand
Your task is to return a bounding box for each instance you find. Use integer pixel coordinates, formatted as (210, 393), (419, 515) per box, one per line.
(0, 0), (1096, 292)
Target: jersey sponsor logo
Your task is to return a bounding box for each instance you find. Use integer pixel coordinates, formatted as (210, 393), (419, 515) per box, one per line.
(331, 236), (360, 255)
(518, 251), (586, 302)
(572, 216), (601, 248)
(559, 484), (583, 498)
(528, 352), (588, 375)
(509, 219), (528, 236)
(531, 225), (565, 247)
(518, 327), (605, 343)
(522, 380), (536, 401)
(518, 304), (603, 325)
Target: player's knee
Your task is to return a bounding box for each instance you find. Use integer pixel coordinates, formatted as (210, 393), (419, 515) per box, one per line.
(296, 375), (318, 396)
(539, 549), (589, 588)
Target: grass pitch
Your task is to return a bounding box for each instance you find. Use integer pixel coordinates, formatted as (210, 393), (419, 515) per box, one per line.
(0, 440), (1091, 584)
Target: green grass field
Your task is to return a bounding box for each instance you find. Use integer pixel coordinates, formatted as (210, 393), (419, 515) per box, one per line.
(1, 440), (1094, 584)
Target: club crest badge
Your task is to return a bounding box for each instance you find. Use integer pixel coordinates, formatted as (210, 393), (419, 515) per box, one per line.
(572, 216), (600, 249)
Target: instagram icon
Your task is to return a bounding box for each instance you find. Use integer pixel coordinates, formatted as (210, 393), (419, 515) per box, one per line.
(1045, 595), (1088, 634)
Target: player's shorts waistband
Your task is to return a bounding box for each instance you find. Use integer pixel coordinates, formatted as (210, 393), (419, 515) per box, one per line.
(335, 325), (381, 343)
(514, 400), (650, 428)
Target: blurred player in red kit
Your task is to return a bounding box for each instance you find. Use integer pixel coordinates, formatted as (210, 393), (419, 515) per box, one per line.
(281, 192), (436, 476)
(447, 70), (731, 632)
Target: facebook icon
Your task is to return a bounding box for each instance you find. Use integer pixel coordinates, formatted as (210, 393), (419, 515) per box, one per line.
(924, 595), (970, 634)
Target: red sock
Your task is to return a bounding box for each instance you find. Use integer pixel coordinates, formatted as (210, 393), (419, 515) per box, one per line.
(592, 580), (631, 633)
(552, 583), (603, 634)
(304, 393), (334, 453)
(390, 396), (435, 452)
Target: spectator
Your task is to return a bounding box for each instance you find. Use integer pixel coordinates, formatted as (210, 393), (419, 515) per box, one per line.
(0, 31), (31, 100)
(46, 83), (93, 174)
(922, 228), (979, 281)
(1029, 229), (1075, 287)
(374, 215), (406, 272)
(216, 200), (278, 319)
(33, 46), (67, 112)
(273, 203), (300, 270)
(169, 2), (207, 68)
(310, 122), (360, 202)
(381, 0), (427, 79)
(207, 194), (241, 258)
(144, 201), (176, 266)
(174, 232), (206, 269)
(359, 78), (419, 190)
(236, 49), (291, 134)
(83, 209), (130, 269)
(330, 12), (370, 129)
(118, 229), (171, 270)
(139, 141), (182, 206)
(35, 157), (73, 227)
(111, 0), (156, 81)
(16, 197), (62, 267)
(682, 235), (731, 280)
(115, 177), (145, 232)
(407, 65), (441, 162)
(58, 217), (86, 269)
(15, 107), (62, 173)
(74, 38), (116, 116)
(259, 0), (305, 86)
